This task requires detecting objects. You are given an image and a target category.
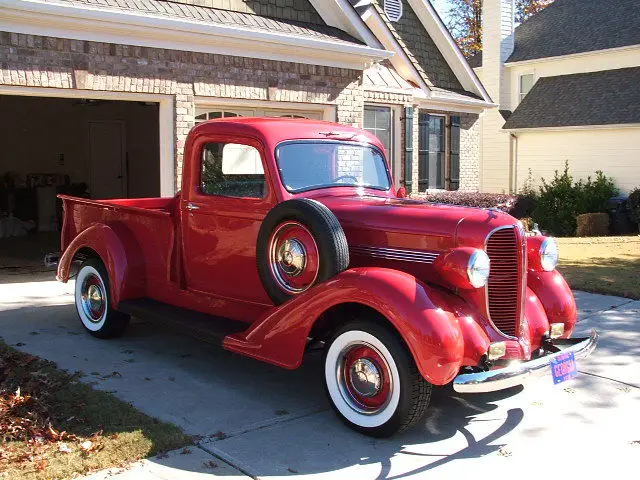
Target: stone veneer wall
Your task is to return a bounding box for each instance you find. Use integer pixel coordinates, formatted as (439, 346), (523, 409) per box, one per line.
(0, 32), (363, 189)
(170, 0), (325, 25)
(388, 2), (463, 91)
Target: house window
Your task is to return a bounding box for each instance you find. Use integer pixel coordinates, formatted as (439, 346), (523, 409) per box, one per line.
(195, 111), (242, 122)
(418, 114), (445, 190)
(201, 142), (266, 198)
(519, 74), (534, 102)
(363, 105), (393, 163)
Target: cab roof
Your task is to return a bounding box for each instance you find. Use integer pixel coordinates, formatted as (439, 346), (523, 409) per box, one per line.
(189, 117), (385, 151)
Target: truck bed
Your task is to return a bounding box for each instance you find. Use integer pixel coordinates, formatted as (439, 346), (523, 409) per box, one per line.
(58, 194), (179, 296)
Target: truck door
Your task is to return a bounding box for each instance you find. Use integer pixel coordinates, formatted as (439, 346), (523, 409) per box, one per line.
(181, 139), (274, 304)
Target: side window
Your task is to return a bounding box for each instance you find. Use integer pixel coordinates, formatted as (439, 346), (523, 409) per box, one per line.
(201, 143), (266, 198)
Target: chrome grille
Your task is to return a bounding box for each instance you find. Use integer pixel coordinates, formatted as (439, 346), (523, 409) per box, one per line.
(486, 227), (521, 337)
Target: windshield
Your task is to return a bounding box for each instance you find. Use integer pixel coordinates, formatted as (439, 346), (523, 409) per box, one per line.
(276, 141), (391, 193)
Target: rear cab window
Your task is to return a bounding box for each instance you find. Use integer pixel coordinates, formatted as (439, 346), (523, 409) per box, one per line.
(201, 143), (267, 198)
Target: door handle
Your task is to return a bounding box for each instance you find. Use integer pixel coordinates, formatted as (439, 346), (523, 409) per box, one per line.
(186, 203), (200, 211)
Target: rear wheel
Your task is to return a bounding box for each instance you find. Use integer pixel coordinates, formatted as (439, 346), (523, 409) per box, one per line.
(75, 258), (130, 338)
(323, 321), (432, 437)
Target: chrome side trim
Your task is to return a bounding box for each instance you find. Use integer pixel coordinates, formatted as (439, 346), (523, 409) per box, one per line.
(453, 330), (598, 393)
(350, 245), (440, 264)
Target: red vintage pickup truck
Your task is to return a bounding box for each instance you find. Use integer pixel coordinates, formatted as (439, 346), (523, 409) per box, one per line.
(56, 118), (597, 437)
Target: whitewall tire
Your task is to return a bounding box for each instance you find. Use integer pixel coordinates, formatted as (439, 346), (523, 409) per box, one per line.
(323, 321), (432, 437)
(75, 259), (129, 338)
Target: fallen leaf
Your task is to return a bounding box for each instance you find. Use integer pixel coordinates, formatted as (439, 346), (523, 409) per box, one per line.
(58, 443), (72, 453)
(203, 460), (218, 469)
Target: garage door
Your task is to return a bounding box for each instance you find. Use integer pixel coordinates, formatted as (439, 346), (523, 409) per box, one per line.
(195, 106), (324, 122)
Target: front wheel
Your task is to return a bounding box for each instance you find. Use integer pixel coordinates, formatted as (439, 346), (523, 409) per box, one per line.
(323, 321), (432, 437)
(75, 258), (130, 339)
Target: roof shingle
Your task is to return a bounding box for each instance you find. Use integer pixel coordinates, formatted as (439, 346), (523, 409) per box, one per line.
(507, 0), (640, 63)
(502, 67), (640, 129)
(53, 0), (364, 46)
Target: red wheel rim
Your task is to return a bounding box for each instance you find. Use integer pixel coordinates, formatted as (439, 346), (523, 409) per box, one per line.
(341, 344), (391, 412)
(268, 221), (319, 294)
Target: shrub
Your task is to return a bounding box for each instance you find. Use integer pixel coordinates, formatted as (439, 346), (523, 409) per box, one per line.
(576, 213), (609, 237)
(528, 162), (618, 236)
(629, 187), (640, 228)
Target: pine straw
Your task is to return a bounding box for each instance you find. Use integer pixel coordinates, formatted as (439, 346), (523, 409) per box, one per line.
(0, 341), (191, 480)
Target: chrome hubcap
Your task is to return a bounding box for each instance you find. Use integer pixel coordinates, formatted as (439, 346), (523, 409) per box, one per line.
(277, 239), (306, 277)
(348, 358), (381, 398)
(81, 275), (105, 322)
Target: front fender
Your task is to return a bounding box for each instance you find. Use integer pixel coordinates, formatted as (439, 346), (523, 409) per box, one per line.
(224, 268), (465, 385)
(527, 269), (577, 337)
(57, 223), (145, 307)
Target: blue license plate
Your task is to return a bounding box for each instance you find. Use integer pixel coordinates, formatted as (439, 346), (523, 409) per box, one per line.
(550, 351), (578, 384)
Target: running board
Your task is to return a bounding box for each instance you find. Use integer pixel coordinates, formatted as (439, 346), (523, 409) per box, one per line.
(117, 298), (248, 346)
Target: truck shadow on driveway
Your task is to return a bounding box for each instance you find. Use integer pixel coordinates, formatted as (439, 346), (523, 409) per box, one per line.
(1, 298), (529, 478)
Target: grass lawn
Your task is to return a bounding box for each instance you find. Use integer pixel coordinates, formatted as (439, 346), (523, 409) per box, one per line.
(0, 341), (192, 480)
(556, 235), (640, 299)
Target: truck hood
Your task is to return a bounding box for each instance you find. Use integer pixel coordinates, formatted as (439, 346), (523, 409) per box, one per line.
(313, 194), (518, 251)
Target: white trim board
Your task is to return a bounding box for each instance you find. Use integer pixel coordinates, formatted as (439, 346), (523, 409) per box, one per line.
(0, 0), (393, 70)
(504, 123), (640, 133)
(194, 97), (336, 122)
(0, 85), (176, 197)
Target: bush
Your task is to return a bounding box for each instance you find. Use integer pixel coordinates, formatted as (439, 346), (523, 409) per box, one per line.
(528, 162), (618, 236)
(629, 187), (640, 228)
(412, 191), (532, 218)
(576, 213), (609, 237)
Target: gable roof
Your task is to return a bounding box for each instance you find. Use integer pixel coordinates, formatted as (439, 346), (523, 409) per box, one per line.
(54, 0), (364, 46)
(347, 0), (492, 105)
(507, 0), (640, 63)
(503, 67), (640, 129)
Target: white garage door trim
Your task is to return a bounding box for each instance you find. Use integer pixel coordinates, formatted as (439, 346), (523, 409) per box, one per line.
(195, 97), (336, 122)
(0, 85), (175, 197)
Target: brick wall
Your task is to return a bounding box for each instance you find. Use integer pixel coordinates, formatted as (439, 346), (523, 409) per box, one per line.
(171, 0), (325, 25)
(0, 32), (362, 188)
(459, 113), (480, 191)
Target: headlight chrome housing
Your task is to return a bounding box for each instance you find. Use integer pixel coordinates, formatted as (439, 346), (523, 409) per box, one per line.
(467, 250), (491, 288)
(539, 237), (559, 271)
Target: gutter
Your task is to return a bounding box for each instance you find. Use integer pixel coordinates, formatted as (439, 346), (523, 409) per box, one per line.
(0, 0), (393, 69)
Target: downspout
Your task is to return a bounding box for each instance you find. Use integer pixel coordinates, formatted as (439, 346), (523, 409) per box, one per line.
(511, 132), (518, 193)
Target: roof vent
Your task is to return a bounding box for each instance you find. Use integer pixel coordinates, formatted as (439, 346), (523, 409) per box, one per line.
(384, 0), (403, 22)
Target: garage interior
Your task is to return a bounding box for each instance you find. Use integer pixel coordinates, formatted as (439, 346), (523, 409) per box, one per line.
(0, 95), (160, 275)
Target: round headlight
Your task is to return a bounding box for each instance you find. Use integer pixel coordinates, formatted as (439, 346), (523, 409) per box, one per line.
(467, 250), (491, 288)
(540, 237), (559, 271)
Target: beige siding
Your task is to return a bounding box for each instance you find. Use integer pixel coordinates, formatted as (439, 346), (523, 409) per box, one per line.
(480, 109), (512, 192)
(508, 46), (640, 111)
(515, 127), (640, 194)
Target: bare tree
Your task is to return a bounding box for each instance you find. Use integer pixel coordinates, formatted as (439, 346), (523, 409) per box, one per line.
(445, 0), (555, 57)
(446, 0), (482, 58)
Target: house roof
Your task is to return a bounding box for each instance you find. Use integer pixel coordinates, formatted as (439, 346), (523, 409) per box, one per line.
(363, 60), (417, 92)
(54, 0), (365, 47)
(467, 52), (482, 69)
(507, 0), (640, 63)
(502, 67), (640, 129)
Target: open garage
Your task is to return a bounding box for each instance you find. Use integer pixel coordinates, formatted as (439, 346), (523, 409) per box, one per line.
(0, 94), (160, 272)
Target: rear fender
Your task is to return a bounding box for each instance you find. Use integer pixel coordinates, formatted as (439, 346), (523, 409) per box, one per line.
(57, 223), (145, 307)
(224, 268), (465, 385)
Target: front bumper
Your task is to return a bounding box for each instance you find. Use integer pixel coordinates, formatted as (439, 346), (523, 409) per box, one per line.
(453, 330), (598, 393)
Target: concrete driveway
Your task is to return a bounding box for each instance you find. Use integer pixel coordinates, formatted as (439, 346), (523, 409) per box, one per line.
(1, 272), (638, 479)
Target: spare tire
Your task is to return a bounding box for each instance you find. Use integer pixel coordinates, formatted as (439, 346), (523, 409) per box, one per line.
(257, 198), (349, 305)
